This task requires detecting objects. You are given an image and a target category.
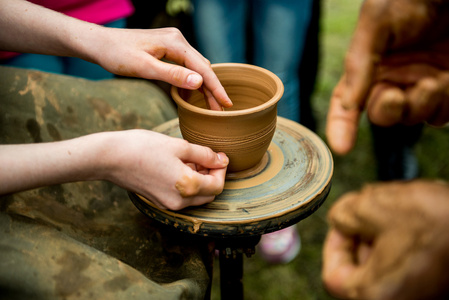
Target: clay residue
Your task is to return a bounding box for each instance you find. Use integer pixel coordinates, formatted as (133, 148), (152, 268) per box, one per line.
(26, 118), (42, 143)
(88, 97), (121, 122)
(19, 71), (61, 126)
(188, 218), (202, 234)
(53, 250), (92, 298)
(103, 275), (131, 292)
(175, 174), (201, 197)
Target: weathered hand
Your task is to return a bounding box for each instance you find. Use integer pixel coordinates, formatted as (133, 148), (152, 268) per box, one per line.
(322, 180), (449, 300)
(366, 41), (449, 127)
(326, 0), (449, 155)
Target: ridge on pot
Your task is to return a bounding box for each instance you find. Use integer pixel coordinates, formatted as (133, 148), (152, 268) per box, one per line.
(171, 63), (284, 173)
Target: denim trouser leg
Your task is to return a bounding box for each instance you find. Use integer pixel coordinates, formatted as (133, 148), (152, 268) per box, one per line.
(192, 0), (314, 122)
(192, 0), (249, 63)
(252, 0), (314, 122)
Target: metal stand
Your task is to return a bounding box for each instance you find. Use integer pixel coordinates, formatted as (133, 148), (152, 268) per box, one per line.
(215, 236), (261, 299)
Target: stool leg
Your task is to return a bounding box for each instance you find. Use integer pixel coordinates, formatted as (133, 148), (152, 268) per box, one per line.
(219, 248), (243, 299)
(216, 235), (261, 299)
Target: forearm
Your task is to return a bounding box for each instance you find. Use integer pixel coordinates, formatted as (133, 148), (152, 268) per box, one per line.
(0, 0), (105, 63)
(0, 133), (111, 195)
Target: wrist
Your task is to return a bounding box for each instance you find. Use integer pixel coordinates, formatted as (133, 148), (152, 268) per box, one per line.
(64, 22), (108, 64)
(71, 132), (121, 182)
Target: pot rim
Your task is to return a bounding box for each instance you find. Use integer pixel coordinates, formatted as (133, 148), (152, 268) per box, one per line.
(170, 63), (284, 117)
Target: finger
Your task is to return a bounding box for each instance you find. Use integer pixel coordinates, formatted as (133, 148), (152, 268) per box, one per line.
(203, 86), (224, 111)
(322, 229), (359, 299)
(134, 28), (232, 108)
(182, 56), (233, 109)
(327, 186), (388, 239)
(347, 230), (418, 300)
(341, 0), (390, 110)
(406, 73), (449, 126)
(377, 61), (442, 85)
(195, 164), (209, 175)
(142, 55), (205, 89)
(163, 56), (232, 109)
(326, 76), (362, 155)
(198, 165), (227, 196)
(180, 143), (229, 169)
(179, 194), (216, 208)
(186, 162), (197, 171)
(175, 165), (226, 198)
(327, 191), (368, 236)
(366, 82), (406, 127)
(160, 33), (233, 108)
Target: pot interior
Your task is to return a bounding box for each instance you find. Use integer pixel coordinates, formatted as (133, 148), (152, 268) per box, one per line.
(179, 66), (279, 111)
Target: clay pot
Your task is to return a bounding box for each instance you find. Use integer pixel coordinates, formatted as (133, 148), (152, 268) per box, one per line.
(171, 63), (284, 173)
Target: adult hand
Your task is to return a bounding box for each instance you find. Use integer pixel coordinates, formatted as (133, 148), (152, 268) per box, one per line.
(322, 180), (449, 299)
(100, 130), (229, 210)
(326, 0), (449, 155)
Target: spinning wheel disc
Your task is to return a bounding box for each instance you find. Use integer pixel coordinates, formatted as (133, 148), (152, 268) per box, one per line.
(129, 117), (333, 238)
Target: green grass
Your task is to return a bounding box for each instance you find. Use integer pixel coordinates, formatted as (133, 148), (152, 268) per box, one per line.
(210, 0), (449, 299)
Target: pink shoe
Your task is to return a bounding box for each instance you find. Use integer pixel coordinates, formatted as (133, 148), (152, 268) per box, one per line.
(258, 226), (301, 264)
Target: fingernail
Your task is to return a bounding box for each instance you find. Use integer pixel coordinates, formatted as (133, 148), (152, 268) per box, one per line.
(217, 152), (229, 165)
(187, 74), (202, 88)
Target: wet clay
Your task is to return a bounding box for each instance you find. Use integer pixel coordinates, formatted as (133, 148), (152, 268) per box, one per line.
(175, 174), (201, 198)
(171, 63), (284, 173)
(131, 117), (333, 238)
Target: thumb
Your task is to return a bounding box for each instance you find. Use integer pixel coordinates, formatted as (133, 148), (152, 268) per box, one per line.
(181, 143), (229, 169)
(326, 77), (361, 155)
(407, 72), (449, 126)
(149, 58), (205, 90)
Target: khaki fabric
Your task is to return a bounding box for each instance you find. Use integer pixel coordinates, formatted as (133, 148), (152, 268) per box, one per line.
(0, 66), (212, 300)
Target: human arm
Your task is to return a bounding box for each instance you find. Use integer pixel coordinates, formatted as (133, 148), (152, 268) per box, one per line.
(322, 180), (449, 299)
(0, 0), (232, 110)
(0, 130), (229, 210)
(326, 0), (449, 155)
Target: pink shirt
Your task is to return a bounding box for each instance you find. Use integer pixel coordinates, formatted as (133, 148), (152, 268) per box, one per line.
(1, 0), (135, 60)
(28, 0), (135, 24)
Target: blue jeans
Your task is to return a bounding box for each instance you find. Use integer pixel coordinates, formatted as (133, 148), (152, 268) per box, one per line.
(192, 0), (314, 122)
(1, 19), (126, 80)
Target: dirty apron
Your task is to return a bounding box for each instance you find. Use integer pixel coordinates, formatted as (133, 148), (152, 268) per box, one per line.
(0, 66), (212, 299)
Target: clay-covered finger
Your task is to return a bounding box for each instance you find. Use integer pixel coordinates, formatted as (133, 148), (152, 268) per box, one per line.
(327, 190), (378, 239)
(366, 82), (406, 127)
(326, 76), (362, 155)
(340, 0), (390, 110)
(327, 184), (404, 238)
(322, 229), (360, 299)
(175, 166), (226, 198)
(376, 61), (442, 85)
(406, 73), (449, 126)
(341, 230), (418, 300)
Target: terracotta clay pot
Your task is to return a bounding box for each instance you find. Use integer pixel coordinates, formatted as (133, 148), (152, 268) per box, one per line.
(171, 63), (284, 173)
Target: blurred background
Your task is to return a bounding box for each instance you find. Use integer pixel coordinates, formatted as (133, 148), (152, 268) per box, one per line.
(132, 0), (449, 298)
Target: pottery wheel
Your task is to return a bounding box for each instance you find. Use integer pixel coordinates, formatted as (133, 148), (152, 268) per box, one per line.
(129, 117), (333, 238)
